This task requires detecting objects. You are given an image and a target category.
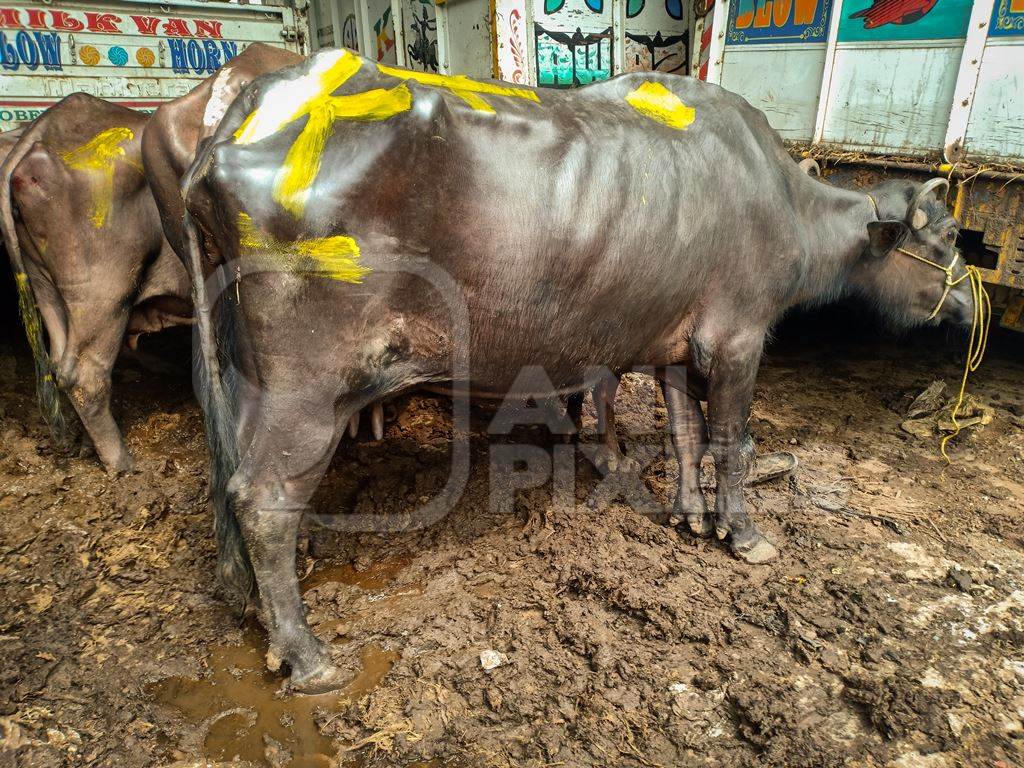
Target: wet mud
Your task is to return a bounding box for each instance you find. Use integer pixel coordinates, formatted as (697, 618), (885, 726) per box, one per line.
(2, 309), (1024, 768)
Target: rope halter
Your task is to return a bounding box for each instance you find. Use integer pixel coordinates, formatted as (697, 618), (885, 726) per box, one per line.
(895, 246), (969, 322)
(866, 192), (991, 463)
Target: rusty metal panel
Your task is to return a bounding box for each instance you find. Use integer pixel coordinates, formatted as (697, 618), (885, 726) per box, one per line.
(0, 0), (302, 131)
(959, 178), (1024, 290)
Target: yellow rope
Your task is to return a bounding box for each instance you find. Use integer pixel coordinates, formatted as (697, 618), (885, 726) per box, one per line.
(938, 264), (990, 463)
(894, 246), (990, 462)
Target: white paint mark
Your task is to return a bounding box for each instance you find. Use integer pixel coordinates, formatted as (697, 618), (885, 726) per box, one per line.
(920, 667), (947, 688)
(203, 69), (234, 129)
(235, 49), (349, 145)
(1003, 659), (1024, 682)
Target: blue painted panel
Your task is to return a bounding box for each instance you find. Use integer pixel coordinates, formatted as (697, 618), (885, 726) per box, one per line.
(837, 0), (972, 42)
(726, 0), (833, 44)
(991, 0), (1024, 37)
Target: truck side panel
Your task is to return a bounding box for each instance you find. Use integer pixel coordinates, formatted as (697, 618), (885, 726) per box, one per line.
(821, 44), (963, 154)
(0, 0), (301, 131)
(719, 0), (834, 142)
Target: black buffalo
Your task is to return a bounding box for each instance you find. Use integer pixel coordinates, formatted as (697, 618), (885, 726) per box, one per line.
(182, 49), (975, 691)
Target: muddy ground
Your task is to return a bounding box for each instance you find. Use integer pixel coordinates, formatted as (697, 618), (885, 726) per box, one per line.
(1, 303), (1023, 768)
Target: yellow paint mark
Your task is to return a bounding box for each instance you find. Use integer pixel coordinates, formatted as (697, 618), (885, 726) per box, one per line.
(59, 126), (140, 228)
(234, 51), (364, 145)
(376, 64), (539, 113)
(275, 84), (413, 216)
(625, 82), (695, 131)
(234, 50), (413, 217)
(237, 213), (369, 283)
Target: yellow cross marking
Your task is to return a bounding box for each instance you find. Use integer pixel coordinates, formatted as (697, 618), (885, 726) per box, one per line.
(60, 127), (141, 228)
(232, 50), (541, 217)
(376, 64), (539, 113)
(235, 51), (412, 217)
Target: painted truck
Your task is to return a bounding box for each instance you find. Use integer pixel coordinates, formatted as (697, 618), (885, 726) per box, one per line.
(310, 0), (690, 81)
(493, 0), (691, 85)
(309, 0), (488, 77)
(0, 0), (305, 131)
(308, 0), (398, 64)
(401, 0), (1022, 324)
(700, 0), (1024, 327)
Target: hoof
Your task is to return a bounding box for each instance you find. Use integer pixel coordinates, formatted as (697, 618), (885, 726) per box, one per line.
(731, 536), (779, 564)
(591, 446), (639, 476)
(672, 495), (712, 537)
(104, 454), (134, 477)
(286, 661), (350, 694)
(685, 514), (715, 537)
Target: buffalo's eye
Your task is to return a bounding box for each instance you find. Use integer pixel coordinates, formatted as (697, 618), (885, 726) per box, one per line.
(943, 228), (957, 244)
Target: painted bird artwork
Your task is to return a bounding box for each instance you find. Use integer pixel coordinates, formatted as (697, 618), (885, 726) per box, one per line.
(850, 0), (938, 28)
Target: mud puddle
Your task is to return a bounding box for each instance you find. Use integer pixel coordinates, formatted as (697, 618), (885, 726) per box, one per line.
(301, 557), (413, 593)
(151, 633), (398, 767)
(150, 557), (414, 766)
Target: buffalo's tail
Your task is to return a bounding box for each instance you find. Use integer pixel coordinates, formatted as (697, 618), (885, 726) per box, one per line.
(180, 149), (254, 611)
(0, 119), (72, 446)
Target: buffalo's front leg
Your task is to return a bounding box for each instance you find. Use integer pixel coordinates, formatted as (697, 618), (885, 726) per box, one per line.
(661, 381), (712, 536)
(704, 336), (778, 563)
(230, 393), (348, 693)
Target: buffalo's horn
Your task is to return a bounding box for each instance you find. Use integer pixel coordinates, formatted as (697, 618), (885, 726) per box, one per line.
(798, 158), (820, 177)
(371, 402), (384, 441)
(347, 411), (360, 439)
(906, 178), (949, 229)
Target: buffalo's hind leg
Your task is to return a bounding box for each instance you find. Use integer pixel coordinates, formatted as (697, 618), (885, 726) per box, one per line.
(661, 380), (713, 537)
(230, 390), (351, 693)
(702, 333), (778, 564)
(591, 374), (639, 475)
(56, 329), (132, 474)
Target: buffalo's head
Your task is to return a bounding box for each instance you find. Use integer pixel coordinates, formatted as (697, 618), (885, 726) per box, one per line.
(853, 178), (976, 329)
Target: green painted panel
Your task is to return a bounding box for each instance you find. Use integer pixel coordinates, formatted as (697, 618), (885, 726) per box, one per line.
(837, 0), (971, 42)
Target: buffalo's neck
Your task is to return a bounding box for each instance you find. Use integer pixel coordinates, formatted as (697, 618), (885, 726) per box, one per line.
(790, 184), (875, 311)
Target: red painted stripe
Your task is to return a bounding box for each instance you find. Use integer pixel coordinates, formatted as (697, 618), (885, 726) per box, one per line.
(1, 100), (167, 107)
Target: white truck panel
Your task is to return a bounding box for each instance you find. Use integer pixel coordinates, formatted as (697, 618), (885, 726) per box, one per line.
(717, 0), (1023, 165)
(720, 44), (826, 140)
(718, 0), (835, 140)
(0, 0), (302, 131)
(820, 44), (963, 154)
(966, 40), (1024, 161)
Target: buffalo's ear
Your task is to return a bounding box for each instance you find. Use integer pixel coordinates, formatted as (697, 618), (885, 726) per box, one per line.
(866, 220), (910, 259)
